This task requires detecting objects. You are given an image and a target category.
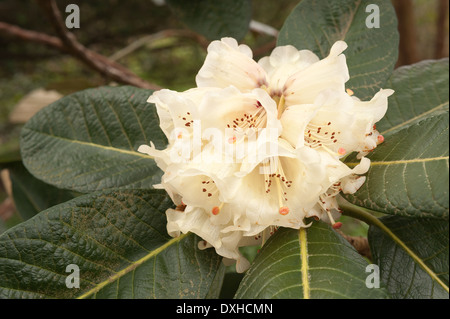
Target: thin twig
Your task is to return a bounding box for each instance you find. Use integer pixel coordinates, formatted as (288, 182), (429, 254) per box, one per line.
(2, 0), (161, 90)
(109, 29), (208, 62)
(0, 21), (66, 51)
(249, 20), (279, 37)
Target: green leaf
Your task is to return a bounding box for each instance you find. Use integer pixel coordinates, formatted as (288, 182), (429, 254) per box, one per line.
(345, 113), (449, 219)
(277, 0), (398, 100)
(234, 222), (389, 299)
(7, 161), (77, 220)
(0, 189), (223, 299)
(378, 59), (449, 135)
(20, 86), (167, 193)
(166, 0), (252, 41)
(369, 215), (449, 298)
(0, 136), (21, 164)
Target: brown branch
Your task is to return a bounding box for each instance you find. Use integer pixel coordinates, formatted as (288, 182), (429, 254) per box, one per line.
(393, 0), (419, 67)
(435, 0), (449, 59)
(0, 21), (66, 51)
(36, 0), (161, 90)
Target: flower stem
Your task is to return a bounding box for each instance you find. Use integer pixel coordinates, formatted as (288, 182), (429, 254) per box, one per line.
(338, 197), (449, 293)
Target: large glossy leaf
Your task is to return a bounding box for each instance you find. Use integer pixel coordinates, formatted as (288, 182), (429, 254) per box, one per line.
(0, 189), (223, 299)
(345, 113), (449, 219)
(235, 222), (389, 299)
(378, 59), (449, 135)
(166, 0), (252, 41)
(277, 0), (398, 100)
(7, 161), (77, 221)
(20, 86), (167, 193)
(369, 215), (449, 299)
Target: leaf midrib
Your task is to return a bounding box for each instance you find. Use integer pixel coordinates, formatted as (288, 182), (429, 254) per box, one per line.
(76, 233), (189, 299)
(381, 101), (449, 135)
(23, 128), (152, 159)
(298, 228), (310, 299)
(346, 156), (449, 168)
(340, 199), (450, 294)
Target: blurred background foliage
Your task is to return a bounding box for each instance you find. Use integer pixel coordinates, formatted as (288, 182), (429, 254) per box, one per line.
(0, 0), (448, 246)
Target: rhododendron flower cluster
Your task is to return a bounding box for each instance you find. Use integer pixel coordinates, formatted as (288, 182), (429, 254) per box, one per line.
(139, 37), (393, 272)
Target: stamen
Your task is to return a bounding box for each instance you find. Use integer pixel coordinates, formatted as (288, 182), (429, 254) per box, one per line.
(279, 206), (290, 215)
(275, 176), (284, 208)
(304, 121), (342, 152)
(228, 106), (267, 132)
(321, 145), (342, 157)
(346, 88), (354, 96)
(212, 202), (224, 215)
(276, 95), (285, 119)
(201, 179), (217, 198)
(338, 147), (346, 155)
(332, 222), (343, 229)
(325, 209), (342, 229)
(377, 135), (384, 143)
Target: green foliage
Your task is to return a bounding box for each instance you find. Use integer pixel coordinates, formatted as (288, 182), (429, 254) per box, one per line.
(377, 59), (449, 135)
(0, 189), (224, 298)
(369, 216), (449, 299)
(0, 0), (448, 300)
(166, 0), (252, 41)
(278, 0), (399, 100)
(20, 86), (166, 193)
(345, 113), (449, 219)
(7, 161), (77, 220)
(235, 223), (389, 299)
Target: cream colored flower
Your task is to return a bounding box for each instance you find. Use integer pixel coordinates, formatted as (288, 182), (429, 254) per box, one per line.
(139, 37), (393, 272)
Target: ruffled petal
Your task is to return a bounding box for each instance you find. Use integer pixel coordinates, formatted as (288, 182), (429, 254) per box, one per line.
(283, 41), (350, 105)
(147, 87), (213, 141)
(280, 103), (319, 148)
(301, 88), (393, 158)
(258, 46), (319, 95)
(196, 37), (268, 91)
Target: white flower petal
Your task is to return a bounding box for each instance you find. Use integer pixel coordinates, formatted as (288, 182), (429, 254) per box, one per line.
(139, 39), (393, 271)
(354, 88), (395, 123)
(280, 103), (319, 148)
(196, 37), (267, 91)
(283, 41), (350, 105)
(259, 46), (319, 94)
(148, 87), (212, 140)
